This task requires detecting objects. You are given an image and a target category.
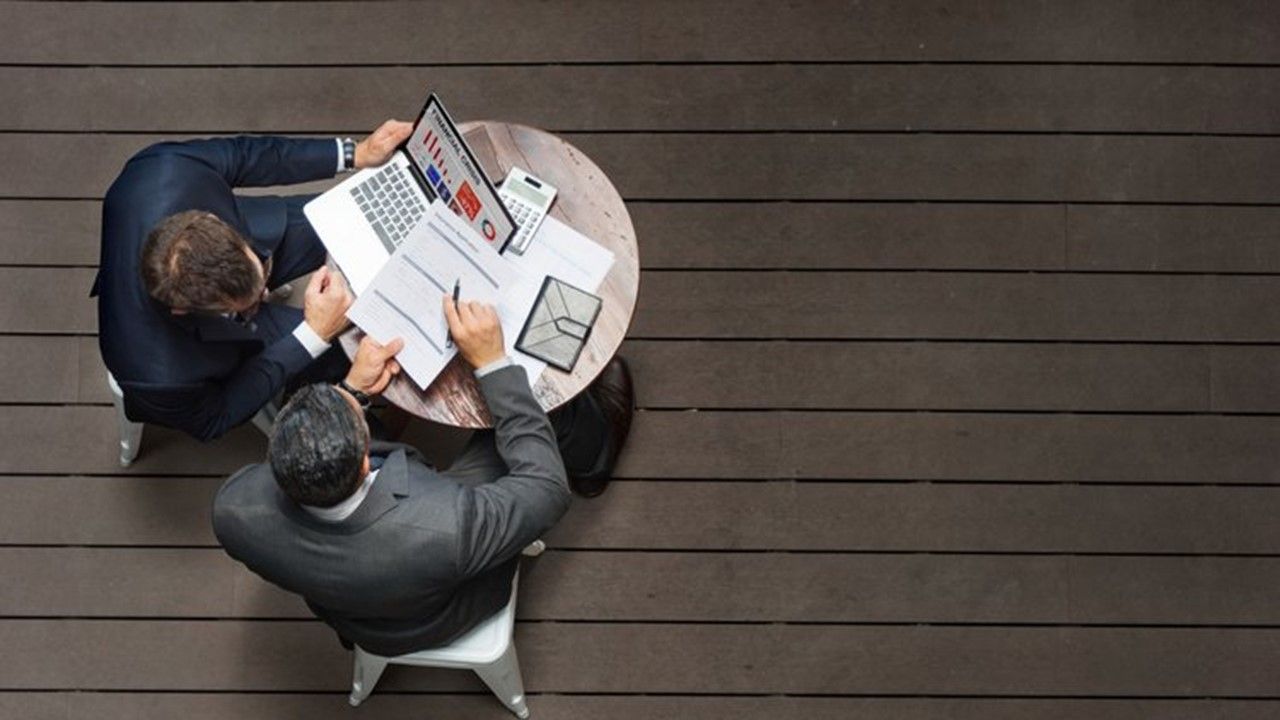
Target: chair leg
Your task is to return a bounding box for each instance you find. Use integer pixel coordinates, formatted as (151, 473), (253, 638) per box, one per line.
(348, 647), (389, 707)
(474, 642), (530, 719)
(107, 374), (144, 467)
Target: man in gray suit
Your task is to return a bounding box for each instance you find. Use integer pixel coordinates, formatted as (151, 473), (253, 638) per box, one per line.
(213, 295), (633, 655)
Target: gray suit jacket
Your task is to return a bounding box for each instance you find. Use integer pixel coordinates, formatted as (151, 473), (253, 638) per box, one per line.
(212, 365), (570, 656)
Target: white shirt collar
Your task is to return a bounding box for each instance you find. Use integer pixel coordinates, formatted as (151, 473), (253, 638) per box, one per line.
(302, 468), (379, 522)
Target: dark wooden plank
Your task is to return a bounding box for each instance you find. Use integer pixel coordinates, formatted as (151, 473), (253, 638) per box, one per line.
(0, 200), (99, 265)
(7, 1), (1279, 64)
(7, 477), (1279, 554)
(7, 65), (1280, 133)
(3, 200), (1064, 271)
(624, 340), (1209, 411)
(581, 134), (1280, 203)
(0, 477), (223, 546)
(4, 620), (1280, 694)
(14, 199), (1280, 274)
(26, 268), (1280, 342)
(1068, 205), (1280, 273)
(636, 202), (1064, 270)
(550, 482), (1280, 553)
(10, 695), (1277, 720)
(0, 268), (96, 334)
(6, 406), (1280, 481)
(0, 407), (264, 475)
(0, 337), (83, 403)
(623, 411), (1280, 482)
(633, 272), (1280, 341)
(8, 134), (1280, 203)
(8, 547), (1280, 625)
(776, 413), (1280, 482)
(1212, 347), (1280, 412)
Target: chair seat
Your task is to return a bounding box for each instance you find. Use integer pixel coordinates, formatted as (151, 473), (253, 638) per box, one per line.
(388, 590), (516, 667)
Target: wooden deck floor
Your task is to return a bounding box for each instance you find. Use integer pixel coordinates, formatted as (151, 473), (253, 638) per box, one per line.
(3, 1), (1280, 717)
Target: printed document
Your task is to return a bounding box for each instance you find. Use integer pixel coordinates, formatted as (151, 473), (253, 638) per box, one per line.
(348, 202), (528, 389)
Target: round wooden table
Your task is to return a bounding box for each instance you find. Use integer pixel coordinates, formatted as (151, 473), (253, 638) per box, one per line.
(343, 121), (639, 428)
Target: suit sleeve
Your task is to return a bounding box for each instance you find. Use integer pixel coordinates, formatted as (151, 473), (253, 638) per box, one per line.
(135, 135), (339, 188)
(123, 332), (315, 441)
(454, 365), (571, 578)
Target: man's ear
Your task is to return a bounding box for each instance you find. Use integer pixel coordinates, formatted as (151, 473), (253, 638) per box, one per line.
(360, 453), (371, 479)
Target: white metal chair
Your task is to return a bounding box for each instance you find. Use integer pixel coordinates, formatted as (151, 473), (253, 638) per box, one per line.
(106, 371), (278, 466)
(349, 553), (540, 718)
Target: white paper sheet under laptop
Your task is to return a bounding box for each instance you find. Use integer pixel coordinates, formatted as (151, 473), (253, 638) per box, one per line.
(348, 202), (534, 390)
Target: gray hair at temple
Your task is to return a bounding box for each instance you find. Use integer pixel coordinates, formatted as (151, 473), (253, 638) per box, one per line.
(268, 384), (369, 507)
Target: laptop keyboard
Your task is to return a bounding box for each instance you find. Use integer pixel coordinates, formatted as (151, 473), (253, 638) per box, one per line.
(349, 165), (428, 253)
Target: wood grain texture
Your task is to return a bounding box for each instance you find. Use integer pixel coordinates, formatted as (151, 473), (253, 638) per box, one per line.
(0, 407), (264, 475)
(0, 268), (96, 334)
(1, 694), (1275, 720)
(6, 477), (1280, 554)
(7, 547), (1280, 625)
(5, 1), (1278, 64)
(620, 411), (1280, 481)
(5, 65), (1279, 133)
(9, 133), (1280, 203)
(5, 405), (1280, 481)
(5, 620), (1280, 695)
(6, 0), (1280, 710)
(25, 267), (1280, 342)
(632, 271), (1280, 341)
(15, 199), (1280, 273)
(623, 340), (1211, 411)
(1068, 205), (1280, 273)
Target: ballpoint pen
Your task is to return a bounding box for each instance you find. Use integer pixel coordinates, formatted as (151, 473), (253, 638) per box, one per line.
(446, 279), (460, 348)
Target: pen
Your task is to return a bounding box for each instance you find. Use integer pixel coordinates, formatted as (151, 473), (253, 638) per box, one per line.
(446, 279), (460, 348)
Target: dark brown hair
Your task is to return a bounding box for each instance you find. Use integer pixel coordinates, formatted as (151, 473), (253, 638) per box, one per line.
(269, 384), (369, 507)
(141, 210), (260, 311)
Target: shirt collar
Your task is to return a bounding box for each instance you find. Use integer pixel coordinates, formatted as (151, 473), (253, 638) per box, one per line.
(302, 468), (379, 522)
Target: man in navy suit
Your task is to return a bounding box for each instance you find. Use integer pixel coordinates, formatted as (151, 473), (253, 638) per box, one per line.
(94, 122), (411, 440)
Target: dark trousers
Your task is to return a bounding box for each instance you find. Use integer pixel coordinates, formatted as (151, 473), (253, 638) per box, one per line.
(548, 391), (609, 477)
(442, 390), (609, 486)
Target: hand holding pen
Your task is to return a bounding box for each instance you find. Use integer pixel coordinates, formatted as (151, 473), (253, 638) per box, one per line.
(445, 279), (460, 348)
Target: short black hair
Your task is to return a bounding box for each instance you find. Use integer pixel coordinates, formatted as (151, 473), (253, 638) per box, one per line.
(141, 210), (261, 311)
(269, 384), (369, 507)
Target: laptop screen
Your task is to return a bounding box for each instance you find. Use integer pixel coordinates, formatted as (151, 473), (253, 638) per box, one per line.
(404, 95), (517, 252)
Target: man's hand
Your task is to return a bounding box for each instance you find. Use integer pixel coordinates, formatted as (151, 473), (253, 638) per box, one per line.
(443, 295), (505, 369)
(303, 266), (353, 341)
(355, 119), (414, 169)
(344, 335), (405, 395)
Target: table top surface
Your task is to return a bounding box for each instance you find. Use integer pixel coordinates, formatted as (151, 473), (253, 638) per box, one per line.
(343, 120), (640, 428)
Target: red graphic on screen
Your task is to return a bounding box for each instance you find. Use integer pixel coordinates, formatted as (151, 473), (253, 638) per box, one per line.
(423, 130), (434, 147)
(456, 182), (482, 220)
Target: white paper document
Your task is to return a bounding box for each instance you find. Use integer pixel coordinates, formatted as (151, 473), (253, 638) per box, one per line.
(510, 216), (615, 293)
(347, 205), (617, 392)
(348, 202), (527, 389)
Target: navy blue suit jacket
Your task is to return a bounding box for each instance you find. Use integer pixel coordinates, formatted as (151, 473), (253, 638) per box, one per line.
(94, 136), (338, 441)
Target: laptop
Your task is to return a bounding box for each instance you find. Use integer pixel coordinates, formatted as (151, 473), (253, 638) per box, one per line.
(304, 93), (516, 294)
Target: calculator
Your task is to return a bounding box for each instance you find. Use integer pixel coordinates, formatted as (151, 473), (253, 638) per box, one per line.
(497, 167), (557, 255)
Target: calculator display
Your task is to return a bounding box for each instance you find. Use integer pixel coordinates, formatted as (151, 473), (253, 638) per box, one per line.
(507, 180), (545, 206)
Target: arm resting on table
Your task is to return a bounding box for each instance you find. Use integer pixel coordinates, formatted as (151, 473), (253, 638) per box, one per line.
(454, 365), (570, 578)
